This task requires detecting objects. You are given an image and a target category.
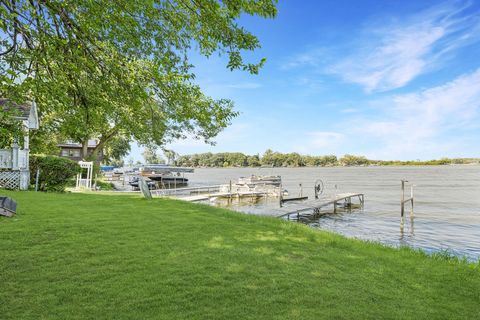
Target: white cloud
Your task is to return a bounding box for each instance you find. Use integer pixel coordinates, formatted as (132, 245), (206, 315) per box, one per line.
(284, 2), (480, 93)
(281, 49), (326, 70)
(329, 2), (480, 92)
(352, 68), (480, 158)
(307, 131), (345, 148)
(164, 123), (253, 154)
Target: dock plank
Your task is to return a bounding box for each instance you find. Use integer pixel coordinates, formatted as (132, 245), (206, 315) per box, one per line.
(274, 193), (364, 218)
(176, 190), (269, 202)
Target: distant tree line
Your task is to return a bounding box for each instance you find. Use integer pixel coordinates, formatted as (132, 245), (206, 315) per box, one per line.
(174, 150), (480, 167)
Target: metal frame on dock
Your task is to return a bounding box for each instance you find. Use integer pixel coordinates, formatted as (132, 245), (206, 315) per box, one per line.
(277, 193), (365, 219)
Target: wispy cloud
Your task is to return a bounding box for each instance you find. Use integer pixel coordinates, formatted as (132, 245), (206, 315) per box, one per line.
(284, 2), (480, 93)
(329, 2), (480, 92)
(350, 67), (480, 158)
(308, 131), (345, 148)
(292, 131), (345, 154)
(165, 123), (254, 154)
(281, 49), (327, 70)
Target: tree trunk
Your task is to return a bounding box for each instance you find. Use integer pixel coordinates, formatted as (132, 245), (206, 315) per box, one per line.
(81, 139), (89, 160)
(90, 128), (119, 160)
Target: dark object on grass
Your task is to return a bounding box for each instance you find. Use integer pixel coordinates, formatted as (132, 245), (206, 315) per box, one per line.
(139, 177), (152, 199)
(0, 196), (17, 217)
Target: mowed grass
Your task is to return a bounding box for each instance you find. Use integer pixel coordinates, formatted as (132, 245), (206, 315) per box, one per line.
(1, 191), (479, 319)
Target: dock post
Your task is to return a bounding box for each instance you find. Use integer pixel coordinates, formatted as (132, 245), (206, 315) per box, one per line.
(400, 216), (405, 238)
(401, 180), (407, 217)
(279, 182), (283, 208)
(334, 201), (337, 213)
(410, 185), (414, 217)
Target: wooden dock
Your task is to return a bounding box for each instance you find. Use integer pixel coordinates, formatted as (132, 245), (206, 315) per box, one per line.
(176, 190), (269, 202)
(274, 193), (364, 218)
(154, 184), (280, 202)
(152, 185), (222, 197)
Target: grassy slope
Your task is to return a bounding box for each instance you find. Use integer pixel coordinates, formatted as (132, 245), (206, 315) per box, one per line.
(0, 191), (479, 320)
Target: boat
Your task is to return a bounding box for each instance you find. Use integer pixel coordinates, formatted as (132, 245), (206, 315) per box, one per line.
(218, 175), (286, 197)
(128, 176), (156, 190)
(237, 175), (282, 187)
(132, 164), (194, 189)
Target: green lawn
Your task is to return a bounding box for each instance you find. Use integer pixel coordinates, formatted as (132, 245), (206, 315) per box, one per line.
(1, 191), (479, 319)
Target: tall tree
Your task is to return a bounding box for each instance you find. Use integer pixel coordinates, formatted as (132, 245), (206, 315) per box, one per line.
(142, 147), (165, 164)
(0, 1), (278, 156)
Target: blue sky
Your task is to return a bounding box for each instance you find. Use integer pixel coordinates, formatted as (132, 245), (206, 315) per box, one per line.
(130, 0), (480, 161)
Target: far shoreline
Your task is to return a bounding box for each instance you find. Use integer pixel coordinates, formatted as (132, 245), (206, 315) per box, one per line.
(179, 163), (480, 169)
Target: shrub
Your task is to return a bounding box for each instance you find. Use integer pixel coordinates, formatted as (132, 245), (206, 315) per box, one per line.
(30, 155), (81, 192)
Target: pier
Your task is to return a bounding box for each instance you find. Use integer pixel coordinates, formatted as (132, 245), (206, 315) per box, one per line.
(274, 193), (364, 219)
(151, 179), (364, 220)
(153, 184), (273, 202)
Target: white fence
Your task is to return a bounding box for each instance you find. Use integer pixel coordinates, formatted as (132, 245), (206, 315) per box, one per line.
(0, 146), (30, 190)
(0, 149), (13, 169)
(0, 145), (27, 170)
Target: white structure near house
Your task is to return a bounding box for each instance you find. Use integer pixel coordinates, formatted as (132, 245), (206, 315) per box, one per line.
(76, 161), (94, 190)
(0, 99), (39, 190)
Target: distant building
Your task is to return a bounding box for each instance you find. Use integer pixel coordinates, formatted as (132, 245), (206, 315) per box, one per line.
(57, 140), (104, 163)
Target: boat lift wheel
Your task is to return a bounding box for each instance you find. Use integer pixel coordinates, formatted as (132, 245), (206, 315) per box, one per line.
(314, 179), (324, 199)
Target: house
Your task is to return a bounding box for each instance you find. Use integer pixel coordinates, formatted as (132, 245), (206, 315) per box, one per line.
(0, 98), (39, 190)
(57, 140), (104, 163)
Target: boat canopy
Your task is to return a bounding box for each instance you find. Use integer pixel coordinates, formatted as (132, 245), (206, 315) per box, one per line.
(140, 164), (194, 173)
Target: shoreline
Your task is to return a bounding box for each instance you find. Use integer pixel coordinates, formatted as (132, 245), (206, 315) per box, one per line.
(175, 163), (480, 169)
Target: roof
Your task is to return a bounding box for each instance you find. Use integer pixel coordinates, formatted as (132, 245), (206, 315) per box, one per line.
(0, 98), (39, 129)
(140, 165), (194, 173)
(0, 98), (31, 119)
(58, 140), (99, 148)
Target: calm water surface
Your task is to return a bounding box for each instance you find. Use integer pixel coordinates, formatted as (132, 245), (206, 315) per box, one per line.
(187, 166), (480, 261)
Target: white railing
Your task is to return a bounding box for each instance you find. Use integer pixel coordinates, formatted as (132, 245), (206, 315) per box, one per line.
(0, 149), (13, 169)
(0, 146), (28, 170)
(18, 149), (28, 169)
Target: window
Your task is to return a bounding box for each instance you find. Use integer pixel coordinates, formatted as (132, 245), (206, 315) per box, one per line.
(61, 149), (81, 158)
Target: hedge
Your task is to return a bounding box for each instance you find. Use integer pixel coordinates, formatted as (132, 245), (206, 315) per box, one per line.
(29, 155), (81, 192)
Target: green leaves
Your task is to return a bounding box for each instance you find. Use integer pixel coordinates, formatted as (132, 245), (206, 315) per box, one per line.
(29, 154), (81, 192)
(1, 0), (278, 153)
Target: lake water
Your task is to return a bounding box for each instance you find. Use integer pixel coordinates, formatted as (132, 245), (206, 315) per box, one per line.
(187, 166), (480, 261)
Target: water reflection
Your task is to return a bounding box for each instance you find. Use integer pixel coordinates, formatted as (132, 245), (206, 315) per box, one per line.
(400, 215), (415, 240)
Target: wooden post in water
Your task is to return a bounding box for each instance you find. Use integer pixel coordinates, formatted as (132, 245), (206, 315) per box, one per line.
(279, 182), (283, 208)
(401, 180), (407, 217)
(401, 180), (414, 218)
(410, 185), (414, 217)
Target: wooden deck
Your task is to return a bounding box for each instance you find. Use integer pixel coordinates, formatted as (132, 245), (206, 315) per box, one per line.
(274, 193), (364, 218)
(176, 191), (269, 202)
(152, 185), (222, 197)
